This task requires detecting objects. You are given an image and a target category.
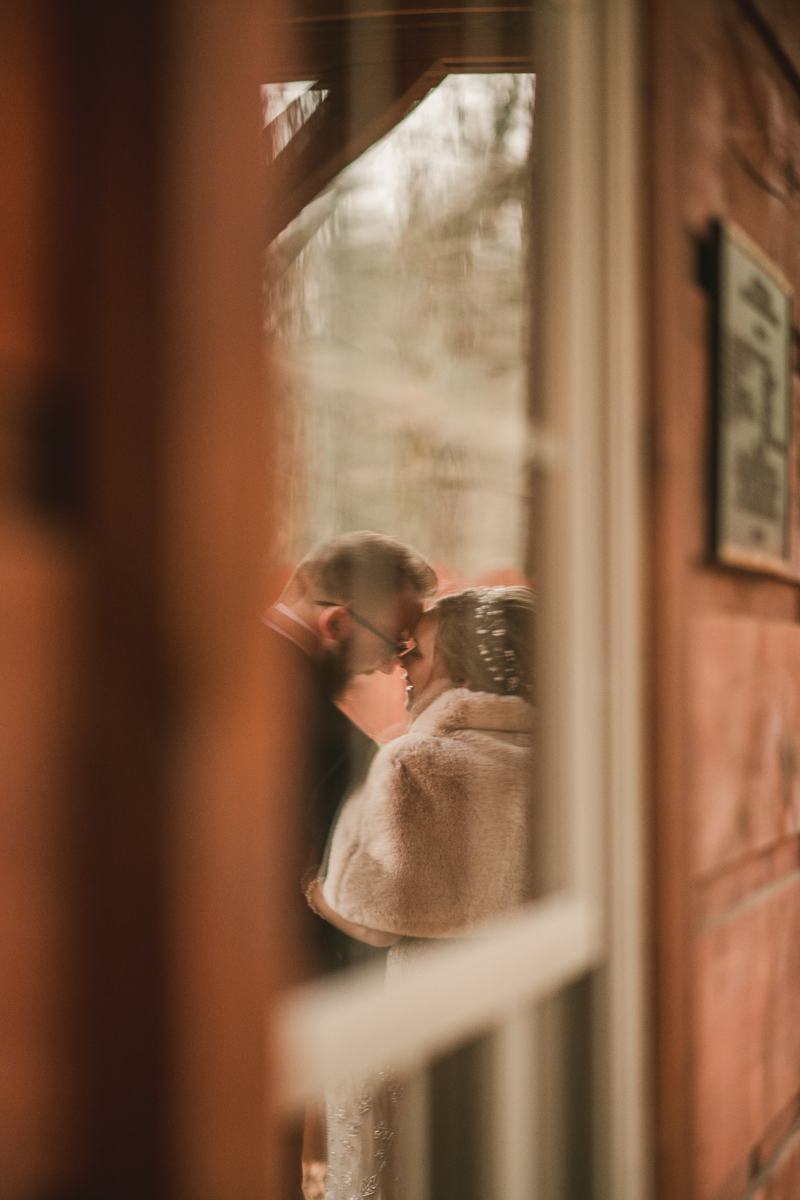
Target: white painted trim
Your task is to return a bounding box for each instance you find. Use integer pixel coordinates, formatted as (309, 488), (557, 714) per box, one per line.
(531, 0), (605, 914)
(273, 894), (601, 1113)
(394, 1069), (430, 1200)
(597, 0), (649, 1196)
(490, 1006), (540, 1200)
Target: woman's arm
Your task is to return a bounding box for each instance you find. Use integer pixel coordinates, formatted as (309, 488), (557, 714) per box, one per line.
(307, 881), (400, 947)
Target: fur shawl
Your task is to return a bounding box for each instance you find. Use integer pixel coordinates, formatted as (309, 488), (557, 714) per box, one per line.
(321, 687), (534, 938)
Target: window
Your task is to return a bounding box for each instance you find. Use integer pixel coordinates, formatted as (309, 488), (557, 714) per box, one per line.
(265, 1), (646, 1194)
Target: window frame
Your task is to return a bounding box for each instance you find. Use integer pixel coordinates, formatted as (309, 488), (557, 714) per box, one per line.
(271, 0), (647, 1194)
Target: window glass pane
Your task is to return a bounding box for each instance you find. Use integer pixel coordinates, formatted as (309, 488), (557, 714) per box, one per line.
(268, 73), (534, 587)
(264, 69), (538, 1200)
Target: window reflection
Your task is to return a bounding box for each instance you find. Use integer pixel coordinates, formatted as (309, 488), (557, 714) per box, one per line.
(264, 75), (536, 1200)
(267, 73), (534, 586)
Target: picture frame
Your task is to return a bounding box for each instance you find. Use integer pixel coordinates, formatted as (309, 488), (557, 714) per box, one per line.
(714, 219), (794, 576)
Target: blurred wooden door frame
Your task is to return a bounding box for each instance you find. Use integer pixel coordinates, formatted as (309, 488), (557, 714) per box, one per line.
(0, 1), (304, 1195)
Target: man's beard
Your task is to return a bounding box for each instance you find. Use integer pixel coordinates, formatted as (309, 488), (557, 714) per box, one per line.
(317, 637), (354, 701)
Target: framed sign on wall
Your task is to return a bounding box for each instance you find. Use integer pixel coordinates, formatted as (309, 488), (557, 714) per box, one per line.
(714, 219), (794, 575)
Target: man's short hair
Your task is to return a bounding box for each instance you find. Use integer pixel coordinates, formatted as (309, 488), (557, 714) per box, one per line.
(288, 531), (437, 607)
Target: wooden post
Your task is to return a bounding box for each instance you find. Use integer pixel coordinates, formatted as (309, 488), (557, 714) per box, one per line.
(0, 2), (305, 1195)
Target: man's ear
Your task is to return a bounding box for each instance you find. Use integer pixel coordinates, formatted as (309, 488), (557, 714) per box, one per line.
(317, 605), (352, 647)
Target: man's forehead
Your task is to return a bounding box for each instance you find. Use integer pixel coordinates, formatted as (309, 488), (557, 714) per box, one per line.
(371, 589), (425, 629)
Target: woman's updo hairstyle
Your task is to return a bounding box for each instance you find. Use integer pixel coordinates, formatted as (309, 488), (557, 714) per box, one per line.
(432, 586), (535, 704)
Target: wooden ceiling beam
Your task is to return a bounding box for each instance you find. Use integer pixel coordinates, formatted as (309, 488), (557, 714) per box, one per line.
(264, 58), (442, 244)
(265, 8), (532, 82)
(262, 1), (533, 244)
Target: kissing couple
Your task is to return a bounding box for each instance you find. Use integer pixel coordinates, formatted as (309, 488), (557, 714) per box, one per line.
(264, 530), (535, 1200)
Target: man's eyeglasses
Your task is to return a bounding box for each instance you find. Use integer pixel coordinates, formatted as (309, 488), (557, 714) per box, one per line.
(314, 600), (412, 658)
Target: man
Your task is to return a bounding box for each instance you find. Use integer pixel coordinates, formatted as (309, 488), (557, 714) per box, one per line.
(264, 530), (437, 971)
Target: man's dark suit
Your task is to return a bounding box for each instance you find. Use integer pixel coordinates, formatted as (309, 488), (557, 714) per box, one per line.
(263, 620), (382, 972)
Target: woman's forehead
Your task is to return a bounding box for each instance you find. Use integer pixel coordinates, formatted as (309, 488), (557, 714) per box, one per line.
(417, 609), (439, 638)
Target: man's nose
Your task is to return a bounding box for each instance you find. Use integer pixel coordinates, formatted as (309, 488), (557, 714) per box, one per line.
(376, 656), (399, 675)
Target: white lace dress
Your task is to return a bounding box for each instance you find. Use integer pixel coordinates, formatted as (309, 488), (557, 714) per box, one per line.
(321, 689), (534, 1199)
(325, 1070), (400, 1200)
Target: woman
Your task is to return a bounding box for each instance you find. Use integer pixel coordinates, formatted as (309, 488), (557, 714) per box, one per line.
(305, 586), (535, 1199)
(309, 586), (535, 953)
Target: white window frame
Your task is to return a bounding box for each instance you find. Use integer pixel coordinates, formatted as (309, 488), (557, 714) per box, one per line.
(272, 0), (647, 1195)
